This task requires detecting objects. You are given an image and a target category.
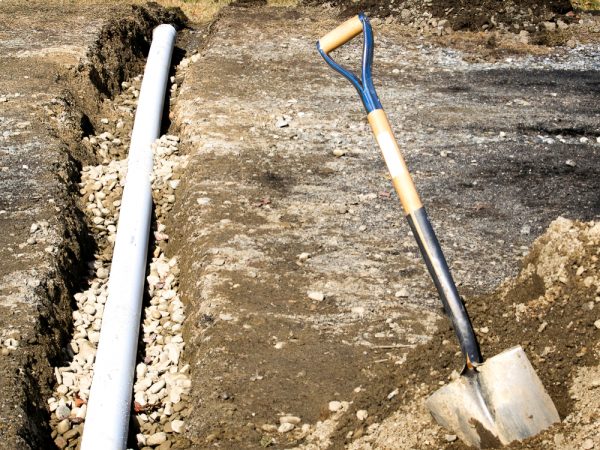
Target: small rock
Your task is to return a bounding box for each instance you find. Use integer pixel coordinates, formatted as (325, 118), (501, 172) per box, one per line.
(582, 439), (594, 450)
(565, 159), (576, 167)
(479, 326), (489, 334)
(387, 388), (399, 400)
(445, 434), (458, 442)
(63, 427), (79, 440)
(136, 433), (147, 446)
(297, 252), (311, 262)
(75, 404), (87, 419)
(566, 39), (577, 49)
(519, 30), (529, 44)
(328, 401), (342, 412)
(149, 379), (166, 394)
(395, 288), (409, 298)
(332, 149), (346, 157)
(275, 117), (289, 128)
(54, 436), (68, 449)
(356, 410), (368, 421)
(56, 419), (71, 434)
(594, 319), (600, 329)
(147, 432), (167, 446)
(278, 422), (295, 433)
(100, 118), (109, 124)
(55, 405), (71, 421)
(307, 291), (325, 302)
(170, 419), (184, 433)
(279, 415), (301, 425)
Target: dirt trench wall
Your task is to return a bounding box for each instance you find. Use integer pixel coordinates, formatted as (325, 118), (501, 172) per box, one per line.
(0, 3), (184, 448)
(60, 3), (186, 165)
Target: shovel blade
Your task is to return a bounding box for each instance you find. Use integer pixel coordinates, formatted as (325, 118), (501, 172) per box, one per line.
(426, 346), (559, 448)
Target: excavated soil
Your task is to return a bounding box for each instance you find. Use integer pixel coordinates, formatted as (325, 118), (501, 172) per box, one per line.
(341, 218), (600, 449)
(307, 0), (573, 31)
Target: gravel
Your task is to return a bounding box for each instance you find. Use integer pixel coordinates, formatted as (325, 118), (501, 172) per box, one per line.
(48, 75), (190, 449)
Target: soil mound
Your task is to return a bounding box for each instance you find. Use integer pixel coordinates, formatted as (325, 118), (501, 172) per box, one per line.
(346, 217), (600, 448)
(304, 0), (574, 32)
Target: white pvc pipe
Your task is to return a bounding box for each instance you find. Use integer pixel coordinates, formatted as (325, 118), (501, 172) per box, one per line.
(80, 24), (176, 450)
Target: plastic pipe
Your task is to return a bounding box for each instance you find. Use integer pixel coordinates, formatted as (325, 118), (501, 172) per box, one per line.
(80, 24), (176, 450)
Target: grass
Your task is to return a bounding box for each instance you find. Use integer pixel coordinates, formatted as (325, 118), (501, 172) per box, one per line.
(571, 0), (600, 11)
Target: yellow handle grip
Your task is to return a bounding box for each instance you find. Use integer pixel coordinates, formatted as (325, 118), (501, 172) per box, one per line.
(318, 16), (364, 54)
(367, 109), (423, 215)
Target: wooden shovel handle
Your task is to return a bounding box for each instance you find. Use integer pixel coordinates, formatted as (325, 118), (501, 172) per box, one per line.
(318, 15), (364, 54)
(368, 110), (422, 214)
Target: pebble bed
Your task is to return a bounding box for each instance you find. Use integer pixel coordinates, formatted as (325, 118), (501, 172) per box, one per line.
(48, 75), (191, 450)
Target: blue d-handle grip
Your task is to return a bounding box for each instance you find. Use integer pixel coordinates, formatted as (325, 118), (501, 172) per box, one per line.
(316, 13), (382, 114)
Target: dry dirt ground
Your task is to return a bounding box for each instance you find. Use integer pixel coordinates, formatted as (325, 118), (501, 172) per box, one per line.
(0, 1), (599, 449)
(171, 4), (600, 449)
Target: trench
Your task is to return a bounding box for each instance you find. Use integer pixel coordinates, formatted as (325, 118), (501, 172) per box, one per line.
(32, 6), (194, 449)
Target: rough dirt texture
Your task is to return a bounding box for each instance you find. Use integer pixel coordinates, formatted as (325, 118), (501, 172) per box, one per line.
(305, 0), (573, 31)
(347, 217), (600, 449)
(303, 0), (600, 51)
(0, 2), (182, 448)
(1, 1), (599, 450)
(171, 5), (599, 449)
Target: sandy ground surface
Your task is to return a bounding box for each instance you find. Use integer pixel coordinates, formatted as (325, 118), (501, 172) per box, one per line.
(171, 5), (599, 449)
(0, 1), (599, 449)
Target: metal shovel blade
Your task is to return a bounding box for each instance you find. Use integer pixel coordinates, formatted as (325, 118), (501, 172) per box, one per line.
(426, 346), (559, 448)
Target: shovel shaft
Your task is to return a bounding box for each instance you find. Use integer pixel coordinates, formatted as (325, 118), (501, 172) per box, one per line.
(368, 109), (483, 365)
(318, 13), (482, 366)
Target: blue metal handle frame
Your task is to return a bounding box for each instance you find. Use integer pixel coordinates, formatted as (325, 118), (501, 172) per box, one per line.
(317, 13), (382, 114)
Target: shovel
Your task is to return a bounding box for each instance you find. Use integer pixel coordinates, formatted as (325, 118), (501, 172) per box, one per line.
(317, 14), (560, 448)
